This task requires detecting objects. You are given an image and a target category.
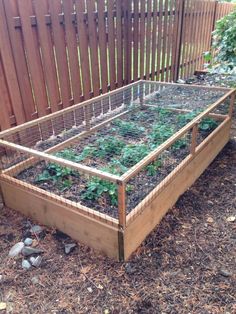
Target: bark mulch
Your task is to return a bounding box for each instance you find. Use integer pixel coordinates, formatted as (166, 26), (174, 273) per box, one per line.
(0, 139), (235, 314)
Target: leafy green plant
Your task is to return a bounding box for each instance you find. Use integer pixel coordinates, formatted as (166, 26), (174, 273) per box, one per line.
(112, 119), (145, 137)
(81, 177), (118, 206)
(35, 163), (75, 190)
(55, 149), (81, 163)
(120, 144), (150, 167)
(206, 10), (236, 74)
(146, 159), (162, 176)
(149, 123), (175, 146)
(77, 145), (96, 162)
(94, 136), (126, 158)
(199, 117), (219, 132)
(177, 111), (200, 128)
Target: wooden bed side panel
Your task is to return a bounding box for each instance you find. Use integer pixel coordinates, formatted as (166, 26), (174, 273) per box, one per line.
(0, 180), (119, 259)
(124, 119), (231, 260)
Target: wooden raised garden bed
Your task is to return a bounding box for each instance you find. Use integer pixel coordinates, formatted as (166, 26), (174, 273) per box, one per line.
(0, 81), (235, 260)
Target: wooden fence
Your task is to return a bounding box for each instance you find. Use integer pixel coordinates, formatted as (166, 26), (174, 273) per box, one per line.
(0, 0), (234, 131)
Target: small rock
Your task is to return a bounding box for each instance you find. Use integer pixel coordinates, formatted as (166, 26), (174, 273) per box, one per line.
(219, 269), (232, 277)
(207, 217), (214, 223)
(125, 263), (136, 275)
(0, 302), (6, 311)
(177, 79), (186, 84)
(31, 256), (42, 268)
(87, 287), (93, 293)
(30, 225), (43, 235)
(226, 216), (235, 222)
(8, 242), (24, 257)
(0, 275), (2, 282)
(64, 243), (76, 255)
(22, 246), (43, 257)
(22, 260), (31, 270)
(24, 238), (33, 246)
(31, 276), (39, 285)
(29, 256), (36, 264)
(0, 202), (4, 210)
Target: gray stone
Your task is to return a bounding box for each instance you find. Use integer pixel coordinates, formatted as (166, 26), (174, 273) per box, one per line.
(9, 242), (24, 257)
(29, 257), (36, 264)
(31, 256), (42, 267)
(22, 260), (31, 270)
(24, 238), (33, 246)
(31, 276), (39, 285)
(0, 275), (3, 282)
(0, 202), (4, 210)
(64, 243), (76, 255)
(219, 269), (232, 277)
(30, 225), (43, 235)
(22, 246), (43, 257)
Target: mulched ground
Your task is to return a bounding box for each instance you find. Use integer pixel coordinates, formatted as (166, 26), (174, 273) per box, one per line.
(0, 74), (236, 313)
(0, 140), (235, 314)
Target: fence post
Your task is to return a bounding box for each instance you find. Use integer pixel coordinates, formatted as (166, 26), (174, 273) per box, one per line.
(173, 0), (185, 82)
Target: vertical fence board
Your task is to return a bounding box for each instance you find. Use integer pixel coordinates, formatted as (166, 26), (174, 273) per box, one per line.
(0, 0), (234, 129)
(0, 0), (26, 124)
(3, 0), (35, 121)
(33, 0), (60, 113)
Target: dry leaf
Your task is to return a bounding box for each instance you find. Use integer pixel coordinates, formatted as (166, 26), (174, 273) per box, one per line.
(81, 265), (92, 275)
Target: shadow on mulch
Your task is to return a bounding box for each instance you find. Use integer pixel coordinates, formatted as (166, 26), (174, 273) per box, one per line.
(0, 140), (235, 314)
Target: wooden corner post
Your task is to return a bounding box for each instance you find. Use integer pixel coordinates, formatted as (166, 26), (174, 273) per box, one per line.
(190, 122), (199, 155)
(117, 180), (126, 261)
(229, 91), (236, 118)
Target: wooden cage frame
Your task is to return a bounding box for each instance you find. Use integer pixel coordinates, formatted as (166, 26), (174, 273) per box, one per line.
(0, 81), (235, 260)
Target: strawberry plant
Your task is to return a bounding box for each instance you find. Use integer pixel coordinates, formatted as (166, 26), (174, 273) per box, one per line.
(149, 123), (175, 146)
(120, 144), (150, 167)
(112, 119), (145, 137)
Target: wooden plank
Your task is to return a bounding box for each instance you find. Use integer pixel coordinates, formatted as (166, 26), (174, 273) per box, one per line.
(0, 0), (26, 124)
(3, 0), (35, 121)
(133, 0), (139, 81)
(17, 0), (49, 117)
(139, 0), (146, 80)
(124, 118), (231, 260)
(165, 0), (174, 82)
(156, 0), (164, 81)
(33, 0), (60, 113)
(63, 0), (82, 104)
(145, 0), (152, 80)
(118, 182), (126, 228)
(75, 0), (91, 100)
(116, 0), (123, 87)
(0, 178), (119, 259)
(48, 0), (71, 108)
(107, 0), (116, 90)
(87, 0), (100, 97)
(160, 0), (169, 81)
(124, 0), (131, 84)
(0, 58), (11, 130)
(151, 0), (158, 81)
(97, 0), (108, 93)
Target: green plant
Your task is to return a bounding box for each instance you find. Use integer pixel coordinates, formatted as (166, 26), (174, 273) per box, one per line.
(94, 136), (126, 158)
(81, 177), (118, 206)
(55, 149), (81, 162)
(177, 111), (200, 128)
(199, 117), (219, 132)
(146, 159), (162, 176)
(35, 163), (75, 190)
(149, 123), (175, 146)
(120, 144), (150, 167)
(112, 119), (145, 137)
(207, 10), (236, 74)
(77, 145), (96, 162)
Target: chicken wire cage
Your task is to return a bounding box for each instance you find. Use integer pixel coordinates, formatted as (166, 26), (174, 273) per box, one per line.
(0, 81), (235, 260)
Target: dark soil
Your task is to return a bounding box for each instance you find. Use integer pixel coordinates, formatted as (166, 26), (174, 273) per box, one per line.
(0, 139), (235, 313)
